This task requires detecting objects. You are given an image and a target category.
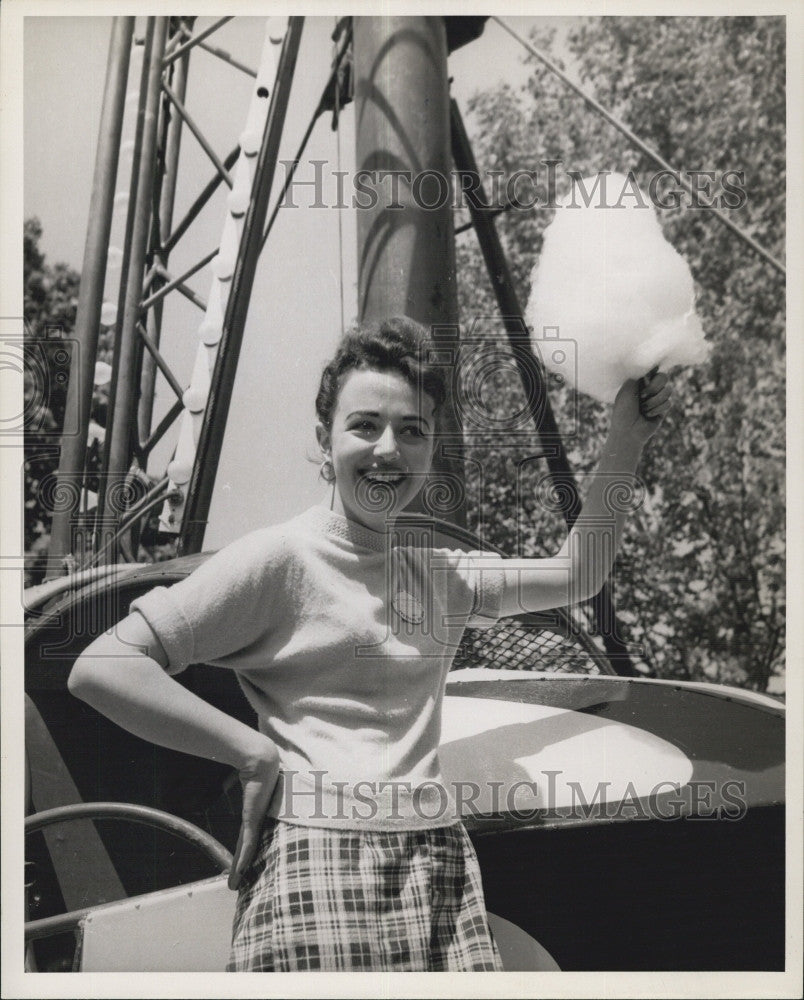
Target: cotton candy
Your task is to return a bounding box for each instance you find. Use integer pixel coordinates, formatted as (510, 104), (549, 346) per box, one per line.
(526, 172), (708, 403)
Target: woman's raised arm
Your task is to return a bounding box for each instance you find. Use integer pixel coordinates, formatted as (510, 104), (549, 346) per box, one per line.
(495, 371), (672, 616)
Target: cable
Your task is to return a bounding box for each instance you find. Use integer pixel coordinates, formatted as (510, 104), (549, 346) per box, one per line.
(492, 16), (785, 278)
(334, 18), (346, 335)
(259, 21), (353, 255)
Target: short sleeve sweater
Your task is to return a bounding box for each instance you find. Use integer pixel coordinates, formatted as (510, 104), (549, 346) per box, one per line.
(129, 504), (506, 831)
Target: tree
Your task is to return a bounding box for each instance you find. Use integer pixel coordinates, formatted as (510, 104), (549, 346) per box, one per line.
(455, 16), (785, 691)
(23, 219), (176, 585)
(23, 218), (82, 584)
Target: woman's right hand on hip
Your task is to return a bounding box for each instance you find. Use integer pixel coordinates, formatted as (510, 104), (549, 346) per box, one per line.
(228, 737), (280, 890)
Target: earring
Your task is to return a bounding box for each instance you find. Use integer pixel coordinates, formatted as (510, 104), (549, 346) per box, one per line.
(321, 457), (335, 483)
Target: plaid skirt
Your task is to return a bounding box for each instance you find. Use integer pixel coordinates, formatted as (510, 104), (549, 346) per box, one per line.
(226, 819), (503, 972)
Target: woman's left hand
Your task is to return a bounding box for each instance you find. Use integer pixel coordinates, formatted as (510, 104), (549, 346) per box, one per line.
(610, 370), (673, 446)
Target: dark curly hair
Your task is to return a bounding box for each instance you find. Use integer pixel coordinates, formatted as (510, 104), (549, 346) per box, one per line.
(315, 316), (447, 431)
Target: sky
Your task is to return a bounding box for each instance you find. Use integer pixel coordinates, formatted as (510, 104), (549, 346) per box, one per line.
(22, 13), (569, 549)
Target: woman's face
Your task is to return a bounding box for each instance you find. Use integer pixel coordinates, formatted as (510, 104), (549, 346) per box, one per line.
(316, 367), (437, 532)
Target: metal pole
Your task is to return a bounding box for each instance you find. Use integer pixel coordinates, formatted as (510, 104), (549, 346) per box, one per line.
(193, 36), (258, 78)
(352, 16), (465, 525)
(103, 18), (169, 548)
(259, 20), (352, 254)
(450, 100), (577, 511)
(162, 16), (234, 68)
(138, 17), (193, 458)
(140, 249), (217, 311)
(141, 398), (184, 456)
(45, 17), (135, 579)
(178, 17), (305, 556)
(97, 22), (153, 538)
(161, 82), (233, 188)
(450, 99), (636, 675)
(161, 147), (240, 254)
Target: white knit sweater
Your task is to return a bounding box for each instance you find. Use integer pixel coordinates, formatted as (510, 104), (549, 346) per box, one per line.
(130, 505), (505, 830)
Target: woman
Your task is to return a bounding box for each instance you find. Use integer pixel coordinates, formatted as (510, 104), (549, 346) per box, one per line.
(68, 315), (671, 971)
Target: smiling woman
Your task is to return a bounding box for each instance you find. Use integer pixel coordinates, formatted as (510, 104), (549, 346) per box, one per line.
(68, 314), (671, 971)
(313, 317), (445, 531)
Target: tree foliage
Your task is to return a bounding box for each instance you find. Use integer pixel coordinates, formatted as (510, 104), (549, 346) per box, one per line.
(23, 217), (82, 582)
(455, 16), (785, 691)
(23, 219), (176, 585)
